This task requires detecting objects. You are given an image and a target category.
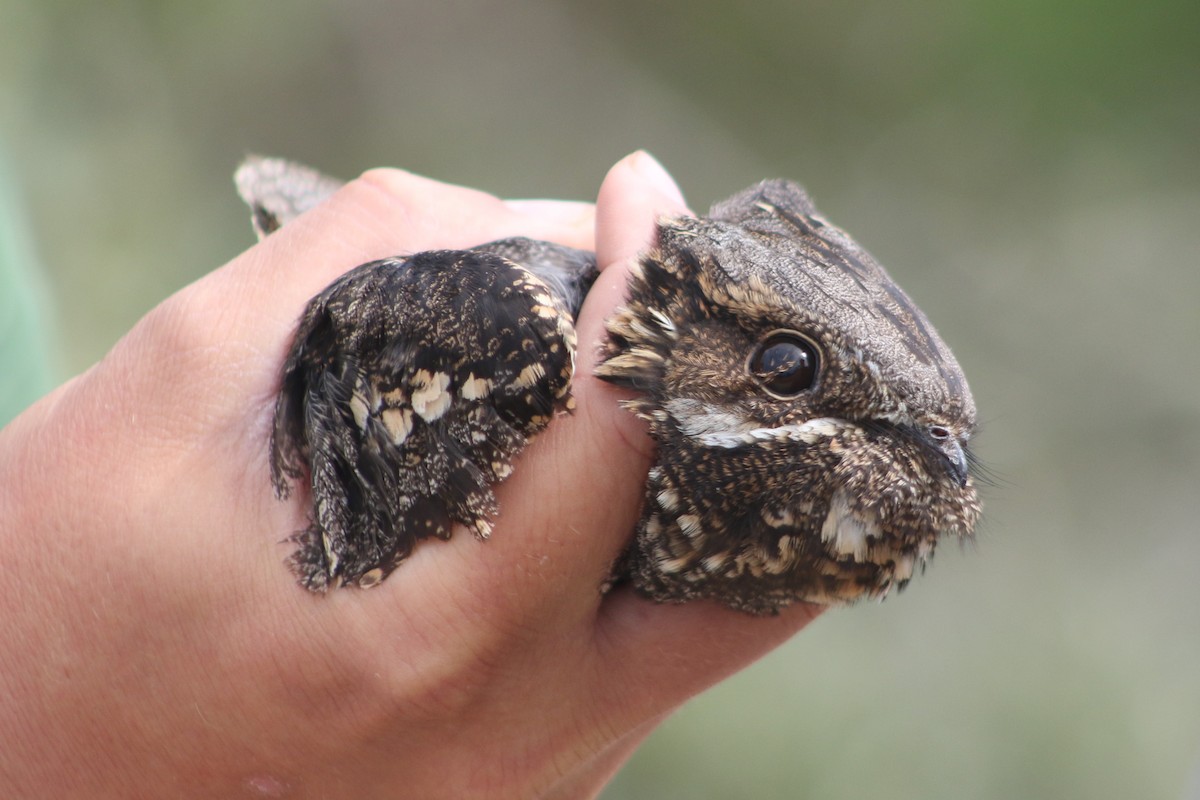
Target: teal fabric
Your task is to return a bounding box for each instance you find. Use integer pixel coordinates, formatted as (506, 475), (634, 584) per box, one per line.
(0, 154), (54, 428)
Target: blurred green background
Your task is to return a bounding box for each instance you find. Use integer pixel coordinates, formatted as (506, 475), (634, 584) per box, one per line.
(2, 0), (1198, 797)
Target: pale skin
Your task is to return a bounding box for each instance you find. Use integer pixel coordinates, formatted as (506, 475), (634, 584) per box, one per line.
(0, 152), (821, 798)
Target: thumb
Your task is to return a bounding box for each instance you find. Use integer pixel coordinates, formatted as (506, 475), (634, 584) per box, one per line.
(574, 150), (693, 460)
(585, 156), (824, 718)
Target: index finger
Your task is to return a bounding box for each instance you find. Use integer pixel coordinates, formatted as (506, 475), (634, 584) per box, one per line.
(183, 167), (597, 367)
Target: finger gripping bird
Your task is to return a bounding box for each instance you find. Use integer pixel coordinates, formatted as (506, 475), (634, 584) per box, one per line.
(237, 158), (980, 614)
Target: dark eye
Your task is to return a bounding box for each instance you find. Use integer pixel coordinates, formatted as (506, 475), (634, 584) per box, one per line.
(749, 331), (820, 397)
(928, 425), (951, 441)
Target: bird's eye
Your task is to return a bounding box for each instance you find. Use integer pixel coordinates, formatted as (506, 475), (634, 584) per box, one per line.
(749, 331), (820, 397)
(928, 425), (951, 441)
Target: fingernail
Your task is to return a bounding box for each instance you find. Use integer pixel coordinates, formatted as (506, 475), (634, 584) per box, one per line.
(629, 151), (686, 207)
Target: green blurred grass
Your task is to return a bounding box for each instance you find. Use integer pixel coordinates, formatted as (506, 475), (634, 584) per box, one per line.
(2, 1), (1197, 797)
(0, 150), (53, 426)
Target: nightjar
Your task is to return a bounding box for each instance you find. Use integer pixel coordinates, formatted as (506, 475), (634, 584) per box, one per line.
(237, 157), (980, 614)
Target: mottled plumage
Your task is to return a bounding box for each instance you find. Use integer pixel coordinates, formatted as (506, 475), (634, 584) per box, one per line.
(597, 181), (978, 611)
(236, 157), (980, 612)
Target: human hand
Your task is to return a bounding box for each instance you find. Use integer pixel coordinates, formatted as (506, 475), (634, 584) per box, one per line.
(0, 152), (820, 799)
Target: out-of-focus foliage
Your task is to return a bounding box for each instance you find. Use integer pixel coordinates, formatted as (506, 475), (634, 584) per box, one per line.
(1, 1), (1197, 797)
(0, 151), (53, 426)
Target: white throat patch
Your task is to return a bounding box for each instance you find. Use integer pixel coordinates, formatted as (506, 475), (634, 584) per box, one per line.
(820, 490), (881, 561)
(664, 398), (848, 448)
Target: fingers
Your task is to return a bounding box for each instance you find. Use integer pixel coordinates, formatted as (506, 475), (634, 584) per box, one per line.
(575, 150), (693, 455)
(179, 168), (598, 368)
(581, 155), (824, 719)
(522, 151), (690, 572)
(595, 591), (822, 724)
(78, 166), (602, 614)
(356, 169), (597, 253)
(535, 151), (818, 744)
(590, 149), (686, 272)
(594, 150), (689, 272)
(503, 199), (595, 230)
(396, 153), (691, 631)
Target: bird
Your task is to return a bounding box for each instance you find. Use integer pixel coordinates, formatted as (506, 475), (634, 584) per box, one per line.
(236, 157), (980, 614)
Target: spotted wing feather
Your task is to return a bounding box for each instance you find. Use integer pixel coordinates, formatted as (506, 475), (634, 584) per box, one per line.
(271, 249), (579, 590)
